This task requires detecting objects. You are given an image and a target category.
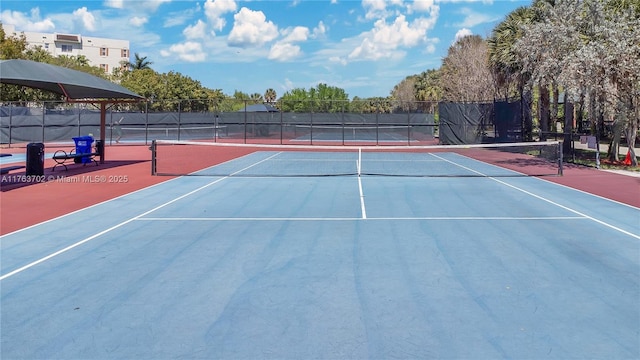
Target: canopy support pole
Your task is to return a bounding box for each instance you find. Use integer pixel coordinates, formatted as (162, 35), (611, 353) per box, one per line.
(100, 102), (106, 163)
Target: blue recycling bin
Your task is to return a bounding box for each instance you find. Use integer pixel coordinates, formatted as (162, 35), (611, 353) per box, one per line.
(72, 136), (94, 164)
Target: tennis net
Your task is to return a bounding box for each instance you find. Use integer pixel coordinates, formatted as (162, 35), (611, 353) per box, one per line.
(151, 140), (563, 177)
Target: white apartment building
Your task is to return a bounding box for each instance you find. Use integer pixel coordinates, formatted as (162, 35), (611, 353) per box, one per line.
(2, 24), (130, 75)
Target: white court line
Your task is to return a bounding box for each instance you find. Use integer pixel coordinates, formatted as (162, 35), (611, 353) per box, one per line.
(430, 153), (640, 240)
(136, 216), (587, 221)
(2, 151), (635, 281)
(0, 152), (290, 281)
(357, 148), (367, 219)
(0, 177), (231, 281)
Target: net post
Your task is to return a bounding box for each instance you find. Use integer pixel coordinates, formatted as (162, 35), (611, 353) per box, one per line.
(558, 140), (563, 176)
(150, 140), (157, 175)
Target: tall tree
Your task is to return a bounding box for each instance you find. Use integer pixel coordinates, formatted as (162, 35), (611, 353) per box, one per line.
(264, 88), (277, 103)
(487, 6), (536, 100)
(129, 53), (153, 70)
(0, 24), (27, 60)
(414, 69), (441, 113)
(391, 76), (417, 111)
(280, 84), (348, 112)
(440, 35), (495, 102)
(516, 0), (640, 165)
(250, 93), (264, 103)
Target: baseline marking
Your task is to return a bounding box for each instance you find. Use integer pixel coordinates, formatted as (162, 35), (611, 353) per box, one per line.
(136, 216), (587, 221)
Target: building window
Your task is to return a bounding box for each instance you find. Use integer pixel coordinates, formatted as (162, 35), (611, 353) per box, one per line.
(100, 47), (108, 56)
(44, 43), (49, 49)
(100, 64), (108, 72)
(56, 34), (80, 42)
(61, 44), (73, 53)
(121, 49), (129, 58)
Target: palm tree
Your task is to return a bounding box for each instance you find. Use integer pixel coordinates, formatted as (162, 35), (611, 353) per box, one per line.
(250, 93), (264, 103)
(487, 6), (534, 100)
(264, 88), (277, 103)
(129, 53), (153, 70)
(488, 2), (558, 139)
(414, 69), (441, 113)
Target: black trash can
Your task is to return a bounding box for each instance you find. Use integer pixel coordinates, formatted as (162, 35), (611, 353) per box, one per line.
(95, 139), (104, 163)
(26, 142), (45, 176)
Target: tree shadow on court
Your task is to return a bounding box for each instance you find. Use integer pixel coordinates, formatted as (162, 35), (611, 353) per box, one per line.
(491, 156), (577, 176)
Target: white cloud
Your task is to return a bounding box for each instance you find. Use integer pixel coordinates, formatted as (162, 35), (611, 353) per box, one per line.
(198, 36), (267, 63)
(454, 28), (473, 42)
(310, 37), (358, 67)
(455, 7), (500, 27)
(268, 26), (309, 62)
(204, 0), (237, 33)
(0, 8), (55, 32)
(183, 20), (207, 39)
(411, 0), (436, 12)
(424, 38), (438, 53)
(130, 16), (148, 27)
(361, 0), (404, 20)
(329, 56), (347, 65)
(347, 0), (439, 62)
(228, 7), (278, 48)
(108, 0), (172, 12)
(161, 41), (207, 62)
(348, 13), (438, 61)
(140, 0), (172, 12)
(163, 4), (202, 28)
(282, 26), (309, 43)
(312, 21), (326, 38)
(73, 7), (96, 32)
(362, 0), (388, 20)
(268, 42), (302, 61)
(104, 0), (124, 9)
(350, 37), (406, 61)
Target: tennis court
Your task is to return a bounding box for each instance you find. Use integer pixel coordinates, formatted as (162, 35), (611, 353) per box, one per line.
(1, 142), (638, 359)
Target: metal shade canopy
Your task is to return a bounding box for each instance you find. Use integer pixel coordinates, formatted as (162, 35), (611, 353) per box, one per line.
(0, 59), (143, 100)
(1, 59), (145, 164)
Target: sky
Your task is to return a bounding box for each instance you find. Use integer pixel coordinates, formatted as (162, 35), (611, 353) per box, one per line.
(0, 0), (530, 99)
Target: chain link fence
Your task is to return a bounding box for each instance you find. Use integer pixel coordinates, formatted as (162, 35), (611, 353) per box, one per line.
(1, 99), (439, 146)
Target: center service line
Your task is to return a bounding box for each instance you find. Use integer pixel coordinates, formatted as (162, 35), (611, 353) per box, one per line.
(358, 148), (367, 219)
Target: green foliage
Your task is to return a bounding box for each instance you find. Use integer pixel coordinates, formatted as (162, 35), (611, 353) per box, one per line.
(264, 88), (277, 103)
(487, 6), (536, 99)
(129, 53), (153, 70)
(280, 83), (349, 112)
(350, 97), (394, 113)
(0, 23), (27, 60)
(119, 69), (220, 111)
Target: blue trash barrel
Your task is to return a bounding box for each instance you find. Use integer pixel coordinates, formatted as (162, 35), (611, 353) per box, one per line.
(72, 136), (94, 164)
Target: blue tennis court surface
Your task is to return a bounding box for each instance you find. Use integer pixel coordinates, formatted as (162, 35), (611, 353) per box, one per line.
(1, 150), (639, 359)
